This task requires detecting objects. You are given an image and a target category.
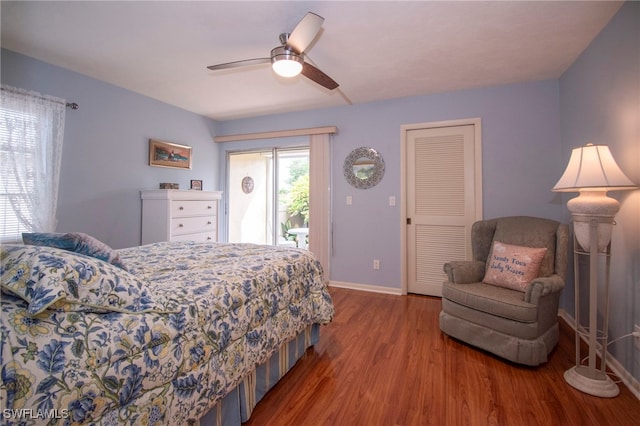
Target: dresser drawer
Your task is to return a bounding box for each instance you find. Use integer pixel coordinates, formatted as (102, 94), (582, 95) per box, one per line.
(171, 231), (217, 243)
(171, 216), (216, 236)
(171, 200), (217, 218)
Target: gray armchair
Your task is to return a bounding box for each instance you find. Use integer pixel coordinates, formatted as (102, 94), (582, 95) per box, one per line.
(439, 216), (569, 366)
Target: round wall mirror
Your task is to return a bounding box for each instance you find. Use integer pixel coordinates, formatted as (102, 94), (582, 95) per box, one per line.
(343, 147), (385, 189)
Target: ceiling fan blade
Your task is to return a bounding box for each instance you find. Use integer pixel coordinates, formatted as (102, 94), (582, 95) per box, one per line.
(301, 62), (339, 90)
(287, 12), (324, 54)
(207, 58), (270, 71)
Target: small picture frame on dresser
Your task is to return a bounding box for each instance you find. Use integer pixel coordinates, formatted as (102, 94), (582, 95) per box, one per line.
(190, 180), (203, 190)
(159, 183), (179, 189)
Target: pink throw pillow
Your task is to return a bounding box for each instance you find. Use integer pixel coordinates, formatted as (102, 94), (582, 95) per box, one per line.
(483, 241), (548, 291)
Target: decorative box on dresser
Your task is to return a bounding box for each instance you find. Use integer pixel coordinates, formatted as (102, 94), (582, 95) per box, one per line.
(141, 190), (222, 244)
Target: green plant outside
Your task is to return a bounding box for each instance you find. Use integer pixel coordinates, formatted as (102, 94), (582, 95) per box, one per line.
(286, 174), (309, 225)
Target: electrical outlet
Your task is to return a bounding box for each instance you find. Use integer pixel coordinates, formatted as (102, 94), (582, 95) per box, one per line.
(373, 259), (380, 270)
(634, 324), (640, 351)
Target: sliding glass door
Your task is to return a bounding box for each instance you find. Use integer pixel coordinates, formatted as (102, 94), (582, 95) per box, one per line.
(228, 147), (309, 248)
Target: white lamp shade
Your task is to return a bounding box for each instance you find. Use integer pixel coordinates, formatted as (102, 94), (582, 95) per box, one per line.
(552, 144), (636, 192)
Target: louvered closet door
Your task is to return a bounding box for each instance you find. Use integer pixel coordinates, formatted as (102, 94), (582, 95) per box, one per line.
(406, 124), (478, 296)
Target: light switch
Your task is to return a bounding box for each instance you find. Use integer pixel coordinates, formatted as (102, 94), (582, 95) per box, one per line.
(389, 196), (396, 206)
(346, 195), (352, 205)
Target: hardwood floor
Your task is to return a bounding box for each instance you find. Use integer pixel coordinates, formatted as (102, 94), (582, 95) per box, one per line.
(244, 287), (640, 425)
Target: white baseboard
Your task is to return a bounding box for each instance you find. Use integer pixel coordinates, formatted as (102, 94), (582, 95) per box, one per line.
(558, 309), (640, 400)
(329, 280), (403, 295)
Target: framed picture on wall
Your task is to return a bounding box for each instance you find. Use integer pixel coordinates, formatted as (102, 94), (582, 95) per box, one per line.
(190, 180), (203, 190)
(149, 139), (192, 169)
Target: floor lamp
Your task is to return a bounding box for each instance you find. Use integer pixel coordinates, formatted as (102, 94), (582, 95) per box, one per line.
(552, 143), (636, 398)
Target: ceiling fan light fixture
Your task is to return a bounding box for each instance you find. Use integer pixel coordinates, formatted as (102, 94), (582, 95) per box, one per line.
(207, 13), (338, 90)
(271, 46), (303, 77)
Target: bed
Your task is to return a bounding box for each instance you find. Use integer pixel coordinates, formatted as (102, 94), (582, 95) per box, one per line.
(1, 237), (334, 425)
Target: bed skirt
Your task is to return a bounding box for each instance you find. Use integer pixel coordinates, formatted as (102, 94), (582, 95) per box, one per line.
(198, 323), (321, 425)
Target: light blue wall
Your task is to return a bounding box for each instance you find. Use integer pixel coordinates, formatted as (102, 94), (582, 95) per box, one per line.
(559, 1), (640, 382)
(1, 49), (219, 249)
(216, 80), (564, 288)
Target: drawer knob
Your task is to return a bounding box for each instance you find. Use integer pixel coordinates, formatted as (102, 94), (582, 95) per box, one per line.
(207, 205), (212, 209)
(207, 236), (212, 240)
(178, 224), (184, 228)
(179, 206), (184, 210)
(207, 221), (212, 225)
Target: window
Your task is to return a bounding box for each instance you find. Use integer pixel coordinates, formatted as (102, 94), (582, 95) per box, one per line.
(227, 147), (309, 247)
(0, 85), (66, 243)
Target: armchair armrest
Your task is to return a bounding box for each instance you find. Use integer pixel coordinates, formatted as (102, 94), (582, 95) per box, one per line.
(524, 274), (565, 304)
(443, 260), (485, 284)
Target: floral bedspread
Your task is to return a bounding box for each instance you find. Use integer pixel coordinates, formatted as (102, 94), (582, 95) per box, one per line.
(0, 241), (334, 425)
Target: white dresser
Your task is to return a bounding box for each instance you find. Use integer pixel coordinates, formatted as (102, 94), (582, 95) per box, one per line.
(141, 190), (222, 244)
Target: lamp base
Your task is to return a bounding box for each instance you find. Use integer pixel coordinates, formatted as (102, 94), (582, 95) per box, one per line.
(567, 190), (619, 252)
(564, 366), (619, 398)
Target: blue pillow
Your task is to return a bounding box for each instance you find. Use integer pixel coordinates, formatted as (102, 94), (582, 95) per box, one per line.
(22, 232), (128, 270)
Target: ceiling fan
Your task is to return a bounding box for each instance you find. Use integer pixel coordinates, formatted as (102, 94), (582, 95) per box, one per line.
(207, 12), (339, 90)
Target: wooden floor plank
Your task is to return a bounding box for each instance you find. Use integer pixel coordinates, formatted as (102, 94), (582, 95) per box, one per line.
(244, 288), (640, 425)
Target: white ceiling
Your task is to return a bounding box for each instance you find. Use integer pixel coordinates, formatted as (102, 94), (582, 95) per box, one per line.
(1, 1), (623, 121)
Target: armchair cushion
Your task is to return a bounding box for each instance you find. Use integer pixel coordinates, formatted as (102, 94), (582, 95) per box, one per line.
(483, 241), (547, 292)
(442, 282), (537, 323)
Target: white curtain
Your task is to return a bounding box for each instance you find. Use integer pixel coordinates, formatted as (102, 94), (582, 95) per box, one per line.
(309, 133), (331, 280)
(0, 85), (66, 242)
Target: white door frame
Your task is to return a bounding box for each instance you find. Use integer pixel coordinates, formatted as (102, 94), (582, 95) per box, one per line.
(400, 118), (483, 295)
